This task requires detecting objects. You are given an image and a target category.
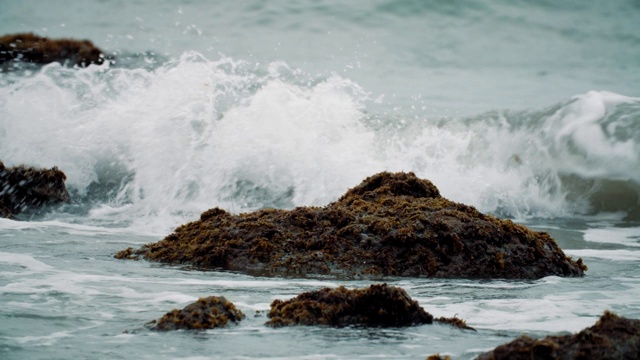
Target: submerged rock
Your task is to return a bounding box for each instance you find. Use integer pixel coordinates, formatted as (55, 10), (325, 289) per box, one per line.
(116, 172), (586, 279)
(0, 32), (107, 67)
(148, 296), (244, 331)
(266, 283), (470, 329)
(476, 311), (640, 360)
(0, 161), (71, 219)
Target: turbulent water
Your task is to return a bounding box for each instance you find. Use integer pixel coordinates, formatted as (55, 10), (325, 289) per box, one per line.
(1, 1), (640, 359)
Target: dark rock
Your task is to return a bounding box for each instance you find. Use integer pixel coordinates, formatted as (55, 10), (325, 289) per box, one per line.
(265, 284), (472, 329)
(476, 311), (640, 360)
(148, 296), (244, 331)
(427, 355), (452, 360)
(435, 316), (475, 331)
(0, 161), (71, 218)
(116, 172), (587, 279)
(0, 33), (107, 67)
(266, 283), (434, 327)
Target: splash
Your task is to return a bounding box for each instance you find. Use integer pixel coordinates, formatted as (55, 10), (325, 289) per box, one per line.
(0, 53), (381, 229)
(1, 53), (639, 230)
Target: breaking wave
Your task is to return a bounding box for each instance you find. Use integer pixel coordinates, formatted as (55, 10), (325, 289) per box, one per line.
(1, 53), (638, 230)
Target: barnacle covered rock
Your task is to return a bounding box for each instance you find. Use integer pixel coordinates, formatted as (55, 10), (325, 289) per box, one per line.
(117, 172), (586, 279)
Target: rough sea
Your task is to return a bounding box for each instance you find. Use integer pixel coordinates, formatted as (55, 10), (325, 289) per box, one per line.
(1, 1), (639, 359)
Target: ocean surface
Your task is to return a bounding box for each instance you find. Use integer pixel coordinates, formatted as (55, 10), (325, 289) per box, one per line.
(1, 1), (639, 359)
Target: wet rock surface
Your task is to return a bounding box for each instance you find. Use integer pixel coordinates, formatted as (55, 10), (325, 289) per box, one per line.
(0, 161), (71, 219)
(265, 284), (435, 328)
(116, 172), (586, 279)
(476, 311), (640, 360)
(148, 296), (244, 331)
(0, 33), (107, 67)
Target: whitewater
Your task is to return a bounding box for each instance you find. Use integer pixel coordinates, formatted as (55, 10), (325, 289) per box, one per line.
(1, 1), (639, 359)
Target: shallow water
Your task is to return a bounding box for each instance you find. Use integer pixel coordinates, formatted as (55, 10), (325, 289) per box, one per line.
(1, 219), (639, 359)
(1, 1), (640, 359)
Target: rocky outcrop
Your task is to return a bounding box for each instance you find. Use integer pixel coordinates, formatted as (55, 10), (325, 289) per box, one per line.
(476, 311), (640, 360)
(148, 296), (244, 331)
(265, 283), (471, 329)
(0, 33), (107, 67)
(116, 172), (586, 279)
(0, 161), (71, 218)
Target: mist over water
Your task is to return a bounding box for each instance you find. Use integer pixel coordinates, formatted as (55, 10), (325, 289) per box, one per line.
(1, 1), (640, 359)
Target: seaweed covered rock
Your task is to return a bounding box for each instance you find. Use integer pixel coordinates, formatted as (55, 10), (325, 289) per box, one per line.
(476, 311), (640, 360)
(0, 33), (107, 67)
(265, 284), (472, 329)
(266, 284), (433, 327)
(0, 161), (71, 218)
(148, 296), (244, 331)
(117, 172), (586, 279)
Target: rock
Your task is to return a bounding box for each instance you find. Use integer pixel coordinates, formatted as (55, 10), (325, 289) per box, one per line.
(148, 296), (244, 331)
(266, 284), (433, 327)
(476, 311), (640, 360)
(0, 161), (71, 218)
(266, 283), (470, 329)
(116, 172), (586, 279)
(434, 316), (475, 331)
(0, 33), (107, 67)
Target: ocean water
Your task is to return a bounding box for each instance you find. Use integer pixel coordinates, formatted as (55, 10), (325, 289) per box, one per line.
(1, 1), (639, 359)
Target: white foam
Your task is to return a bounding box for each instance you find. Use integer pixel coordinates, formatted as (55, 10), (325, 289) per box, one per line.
(0, 217), (45, 230)
(564, 249), (640, 261)
(142, 292), (198, 306)
(583, 227), (640, 247)
(446, 297), (600, 332)
(0, 218), (154, 237)
(8, 330), (73, 346)
(0, 252), (54, 272)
